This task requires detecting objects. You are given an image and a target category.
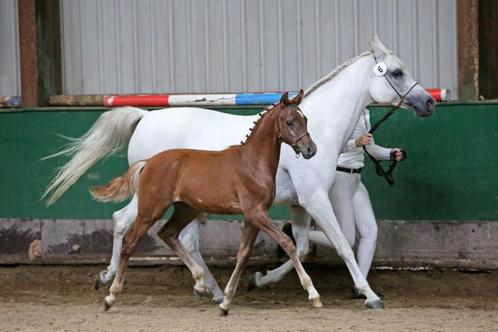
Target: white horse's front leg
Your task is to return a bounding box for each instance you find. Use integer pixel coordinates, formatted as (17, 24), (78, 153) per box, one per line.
(179, 218), (224, 304)
(302, 190), (383, 309)
(248, 205), (311, 289)
(95, 195), (138, 290)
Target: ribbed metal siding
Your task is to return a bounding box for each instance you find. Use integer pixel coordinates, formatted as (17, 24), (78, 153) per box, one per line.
(61, 0), (457, 95)
(0, 0), (20, 96)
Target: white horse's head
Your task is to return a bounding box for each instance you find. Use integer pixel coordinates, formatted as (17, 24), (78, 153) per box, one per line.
(368, 36), (435, 117)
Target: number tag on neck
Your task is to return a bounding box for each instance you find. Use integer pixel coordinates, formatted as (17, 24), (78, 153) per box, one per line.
(373, 62), (387, 77)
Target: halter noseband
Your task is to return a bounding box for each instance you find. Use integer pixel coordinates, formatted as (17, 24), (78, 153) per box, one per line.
(276, 107), (310, 151)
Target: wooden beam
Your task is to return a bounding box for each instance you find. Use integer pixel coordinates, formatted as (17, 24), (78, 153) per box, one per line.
(479, 0), (498, 100)
(35, 0), (62, 105)
(18, 0), (38, 107)
(457, 0), (480, 100)
(17, 0), (62, 107)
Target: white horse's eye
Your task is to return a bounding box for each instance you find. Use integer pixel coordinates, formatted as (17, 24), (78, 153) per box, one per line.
(392, 69), (403, 78)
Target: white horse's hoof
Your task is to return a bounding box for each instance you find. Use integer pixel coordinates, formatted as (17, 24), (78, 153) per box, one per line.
(247, 271), (262, 291)
(364, 299), (384, 310)
(219, 307), (229, 317)
(94, 271), (109, 290)
(309, 297), (323, 308)
(211, 297), (224, 305)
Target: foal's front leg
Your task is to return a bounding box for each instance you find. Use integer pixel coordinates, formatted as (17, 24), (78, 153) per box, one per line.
(246, 208), (322, 308)
(219, 222), (259, 316)
(249, 205), (311, 289)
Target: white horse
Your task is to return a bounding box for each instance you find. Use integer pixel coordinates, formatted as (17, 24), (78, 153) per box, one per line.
(44, 37), (434, 309)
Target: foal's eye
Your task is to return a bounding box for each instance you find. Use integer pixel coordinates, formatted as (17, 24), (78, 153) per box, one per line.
(286, 120), (294, 127)
(392, 69), (403, 78)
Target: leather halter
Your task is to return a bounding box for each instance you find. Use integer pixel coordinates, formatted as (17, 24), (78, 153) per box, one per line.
(364, 55), (417, 185)
(276, 106), (310, 149)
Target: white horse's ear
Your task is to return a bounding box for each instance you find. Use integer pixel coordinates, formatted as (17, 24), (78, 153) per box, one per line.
(369, 35), (390, 59)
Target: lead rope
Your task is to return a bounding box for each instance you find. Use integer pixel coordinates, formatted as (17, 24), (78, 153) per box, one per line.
(363, 99), (406, 186)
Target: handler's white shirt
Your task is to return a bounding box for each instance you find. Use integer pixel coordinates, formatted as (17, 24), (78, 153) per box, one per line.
(338, 109), (392, 169)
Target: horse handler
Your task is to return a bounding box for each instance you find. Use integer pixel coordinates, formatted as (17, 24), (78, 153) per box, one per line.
(286, 108), (405, 297)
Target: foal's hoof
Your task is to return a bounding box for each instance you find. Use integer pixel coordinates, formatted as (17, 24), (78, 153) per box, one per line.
(211, 297), (224, 305)
(247, 272), (262, 292)
(219, 308), (229, 317)
(309, 297), (323, 308)
(364, 299), (384, 310)
(104, 295), (115, 311)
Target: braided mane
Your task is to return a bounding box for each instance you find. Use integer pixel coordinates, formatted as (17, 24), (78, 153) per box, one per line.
(240, 103), (277, 145)
(303, 51), (372, 97)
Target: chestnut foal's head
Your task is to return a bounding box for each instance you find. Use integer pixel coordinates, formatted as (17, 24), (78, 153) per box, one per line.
(277, 90), (317, 159)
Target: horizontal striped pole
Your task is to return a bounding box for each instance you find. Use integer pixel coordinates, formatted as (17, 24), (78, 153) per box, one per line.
(0, 96), (21, 108)
(49, 89), (451, 107)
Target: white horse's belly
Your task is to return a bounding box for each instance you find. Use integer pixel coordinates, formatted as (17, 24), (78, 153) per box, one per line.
(274, 169), (298, 204)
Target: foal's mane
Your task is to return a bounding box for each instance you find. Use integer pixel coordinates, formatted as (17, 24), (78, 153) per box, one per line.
(239, 103), (277, 146)
(303, 51), (372, 97)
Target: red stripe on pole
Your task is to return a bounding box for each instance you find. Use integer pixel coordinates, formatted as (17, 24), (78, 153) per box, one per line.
(103, 95), (169, 107)
(426, 89), (451, 102)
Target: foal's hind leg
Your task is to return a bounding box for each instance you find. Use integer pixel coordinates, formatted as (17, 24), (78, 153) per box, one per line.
(157, 203), (207, 297)
(104, 210), (162, 310)
(219, 222), (259, 316)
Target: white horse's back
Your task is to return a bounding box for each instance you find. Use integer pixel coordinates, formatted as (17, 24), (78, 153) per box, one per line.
(128, 107), (258, 164)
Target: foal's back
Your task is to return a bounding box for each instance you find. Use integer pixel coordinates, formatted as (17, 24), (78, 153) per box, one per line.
(137, 146), (274, 215)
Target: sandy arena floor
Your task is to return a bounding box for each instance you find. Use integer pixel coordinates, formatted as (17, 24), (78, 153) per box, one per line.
(1, 264), (498, 331)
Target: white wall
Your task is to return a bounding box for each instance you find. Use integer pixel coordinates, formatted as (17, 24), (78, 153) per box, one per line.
(0, 0), (20, 96)
(60, 0), (457, 95)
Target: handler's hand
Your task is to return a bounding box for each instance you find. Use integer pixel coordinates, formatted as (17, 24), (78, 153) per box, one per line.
(391, 148), (404, 161)
(355, 133), (373, 147)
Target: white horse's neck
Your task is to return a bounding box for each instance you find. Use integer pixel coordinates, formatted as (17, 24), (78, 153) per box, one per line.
(300, 54), (375, 155)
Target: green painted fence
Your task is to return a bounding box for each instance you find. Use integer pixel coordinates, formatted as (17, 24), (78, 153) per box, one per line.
(0, 102), (497, 221)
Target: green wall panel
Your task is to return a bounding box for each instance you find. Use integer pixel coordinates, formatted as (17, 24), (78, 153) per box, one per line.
(0, 103), (497, 221)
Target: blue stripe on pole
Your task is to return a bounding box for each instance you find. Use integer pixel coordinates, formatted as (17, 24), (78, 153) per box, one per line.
(235, 92), (298, 105)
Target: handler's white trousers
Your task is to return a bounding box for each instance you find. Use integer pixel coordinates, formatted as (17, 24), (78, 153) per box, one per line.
(309, 171), (378, 278)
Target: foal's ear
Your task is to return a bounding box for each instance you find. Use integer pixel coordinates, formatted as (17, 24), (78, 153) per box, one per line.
(279, 91), (290, 106)
(290, 89), (304, 105)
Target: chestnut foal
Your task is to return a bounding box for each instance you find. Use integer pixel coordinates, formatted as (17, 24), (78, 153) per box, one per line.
(91, 91), (320, 316)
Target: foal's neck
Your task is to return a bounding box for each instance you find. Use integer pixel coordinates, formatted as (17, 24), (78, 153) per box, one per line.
(241, 108), (282, 176)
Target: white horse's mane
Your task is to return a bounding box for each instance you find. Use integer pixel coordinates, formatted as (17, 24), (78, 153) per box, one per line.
(303, 51), (372, 97)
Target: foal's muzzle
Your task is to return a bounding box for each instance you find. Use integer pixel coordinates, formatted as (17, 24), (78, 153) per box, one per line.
(295, 135), (317, 159)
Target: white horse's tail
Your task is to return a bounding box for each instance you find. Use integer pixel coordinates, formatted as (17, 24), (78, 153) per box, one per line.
(90, 160), (146, 203)
(42, 106), (149, 205)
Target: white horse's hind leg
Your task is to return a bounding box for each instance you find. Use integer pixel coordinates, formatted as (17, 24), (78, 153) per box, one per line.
(302, 190), (383, 309)
(179, 218), (224, 303)
(95, 195), (138, 289)
(248, 205), (311, 289)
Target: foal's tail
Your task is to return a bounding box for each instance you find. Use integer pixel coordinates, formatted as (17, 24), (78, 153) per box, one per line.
(42, 106), (149, 205)
(90, 160), (147, 203)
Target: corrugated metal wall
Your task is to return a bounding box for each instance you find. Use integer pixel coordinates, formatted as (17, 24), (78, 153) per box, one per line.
(61, 0), (457, 95)
(0, 0), (20, 96)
